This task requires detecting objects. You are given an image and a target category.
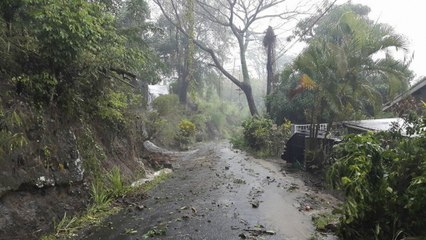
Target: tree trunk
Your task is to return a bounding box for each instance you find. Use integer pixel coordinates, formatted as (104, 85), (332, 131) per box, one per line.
(263, 26), (276, 115)
(241, 82), (258, 116)
(175, 27), (188, 105)
(178, 67), (188, 104)
(238, 38), (250, 85)
(266, 44), (273, 114)
(155, 4), (258, 115)
(237, 36), (258, 115)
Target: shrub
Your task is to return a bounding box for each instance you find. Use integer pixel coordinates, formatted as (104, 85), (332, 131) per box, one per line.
(176, 119), (196, 149)
(0, 103), (28, 158)
(152, 94), (180, 116)
(242, 117), (273, 150)
(240, 116), (291, 157)
(327, 113), (426, 239)
(97, 91), (128, 125)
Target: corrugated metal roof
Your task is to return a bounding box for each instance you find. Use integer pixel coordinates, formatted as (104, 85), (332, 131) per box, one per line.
(383, 78), (426, 111)
(343, 118), (405, 132)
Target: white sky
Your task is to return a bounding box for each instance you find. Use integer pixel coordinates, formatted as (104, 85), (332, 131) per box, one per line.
(333, 0), (425, 80)
(150, 1), (426, 81)
(351, 0), (426, 80)
(265, 0), (426, 82)
(285, 0), (426, 80)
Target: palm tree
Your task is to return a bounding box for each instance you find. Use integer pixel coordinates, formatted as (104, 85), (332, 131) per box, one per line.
(290, 7), (412, 123)
(284, 4), (413, 169)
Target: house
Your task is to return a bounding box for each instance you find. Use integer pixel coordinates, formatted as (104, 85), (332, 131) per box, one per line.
(383, 77), (426, 112)
(282, 118), (405, 168)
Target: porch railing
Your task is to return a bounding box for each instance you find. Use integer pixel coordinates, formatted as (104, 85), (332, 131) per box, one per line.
(291, 123), (328, 135)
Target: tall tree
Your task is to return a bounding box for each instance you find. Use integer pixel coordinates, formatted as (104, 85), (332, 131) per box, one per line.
(270, 3), (413, 124)
(263, 26), (277, 115)
(154, 0), (307, 116)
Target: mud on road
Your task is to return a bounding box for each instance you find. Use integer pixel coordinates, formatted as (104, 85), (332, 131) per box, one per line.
(80, 141), (338, 240)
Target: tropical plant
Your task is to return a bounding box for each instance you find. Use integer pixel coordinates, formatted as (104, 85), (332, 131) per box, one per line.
(239, 116), (291, 157)
(176, 119), (196, 149)
(107, 167), (129, 198)
(327, 109), (426, 239)
(270, 3), (413, 124)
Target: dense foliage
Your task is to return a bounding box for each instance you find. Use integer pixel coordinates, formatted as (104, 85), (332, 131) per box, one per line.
(0, 0), (160, 157)
(149, 94), (245, 149)
(269, 3), (413, 124)
(232, 116), (291, 157)
(327, 111), (426, 239)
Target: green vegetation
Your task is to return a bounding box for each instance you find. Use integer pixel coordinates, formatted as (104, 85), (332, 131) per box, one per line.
(262, 3), (424, 239)
(0, 105), (27, 157)
(270, 3), (413, 124)
(312, 212), (339, 232)
(176, 119), (196, 149)
(42, 169), (171, 240)
(0, 0), (158, 170)
(148, 93), (245, 149)
(232, 116), (291, 158)
(327, 110), (426, 239)
(143, 226), (167, 238)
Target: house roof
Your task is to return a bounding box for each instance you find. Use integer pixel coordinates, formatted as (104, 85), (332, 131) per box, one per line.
(383, 78), (426, 111)
(343, 118), (405, 132)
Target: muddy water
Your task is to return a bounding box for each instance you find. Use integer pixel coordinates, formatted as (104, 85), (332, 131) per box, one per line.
(79, 141), (337, 240)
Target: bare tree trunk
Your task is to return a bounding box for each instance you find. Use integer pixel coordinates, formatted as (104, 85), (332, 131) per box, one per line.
(241, 82), (258, 116)
(263, 26), (276, 115)
(175, 27), (188, 104)
(178, 65), (189, 104)
(266, 47), (273, 114)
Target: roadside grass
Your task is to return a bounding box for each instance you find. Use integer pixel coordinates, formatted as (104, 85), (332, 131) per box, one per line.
(140, 171), (170, 192)
(312, 212), (339, 232)
(41, 170), (171, 240)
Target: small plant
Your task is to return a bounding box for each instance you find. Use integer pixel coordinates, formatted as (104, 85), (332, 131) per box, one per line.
(53, 212), (78, 237)
(0, 105), (28, 157)
(97, 91), (128, 130)
(143, 227), (166, 238)
(90, 181), (111, 207)
(312, 213), (339, 232)
(107, 166), (128, 198)
(176, 119), (196, 149)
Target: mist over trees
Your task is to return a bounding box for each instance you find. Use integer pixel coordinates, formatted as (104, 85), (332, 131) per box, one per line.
(153, 0), (314, 116)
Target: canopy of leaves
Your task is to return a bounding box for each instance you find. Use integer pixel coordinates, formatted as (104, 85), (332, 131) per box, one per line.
(269, 3), (413, 124)
(0, 0), (160, 117)
(328, 109), (426, 239)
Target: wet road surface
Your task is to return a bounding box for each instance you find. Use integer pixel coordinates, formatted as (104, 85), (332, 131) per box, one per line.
(80, 142), (337, 240)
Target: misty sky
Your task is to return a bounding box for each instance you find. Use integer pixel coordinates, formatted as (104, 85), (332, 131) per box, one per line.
(150, 1), (425, 81)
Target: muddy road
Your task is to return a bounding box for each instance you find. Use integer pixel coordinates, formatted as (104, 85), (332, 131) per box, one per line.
(80, 142), (338, 240)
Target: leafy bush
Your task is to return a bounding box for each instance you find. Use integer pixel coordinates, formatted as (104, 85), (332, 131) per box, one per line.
(176, 119), (196, 149)
(97, 91), (128, 125)
(0, 103), (28, 158)
(239, 116), (291, 157)
(152, 94), (181, 116)
(327, 113), (426, 239)
(242, 117), (273, 150)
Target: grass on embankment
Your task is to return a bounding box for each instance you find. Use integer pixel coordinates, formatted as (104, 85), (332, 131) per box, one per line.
(41, 168), (171, 240)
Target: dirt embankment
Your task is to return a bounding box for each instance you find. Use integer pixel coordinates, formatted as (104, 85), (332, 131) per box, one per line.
(0, 111), (170, 240)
